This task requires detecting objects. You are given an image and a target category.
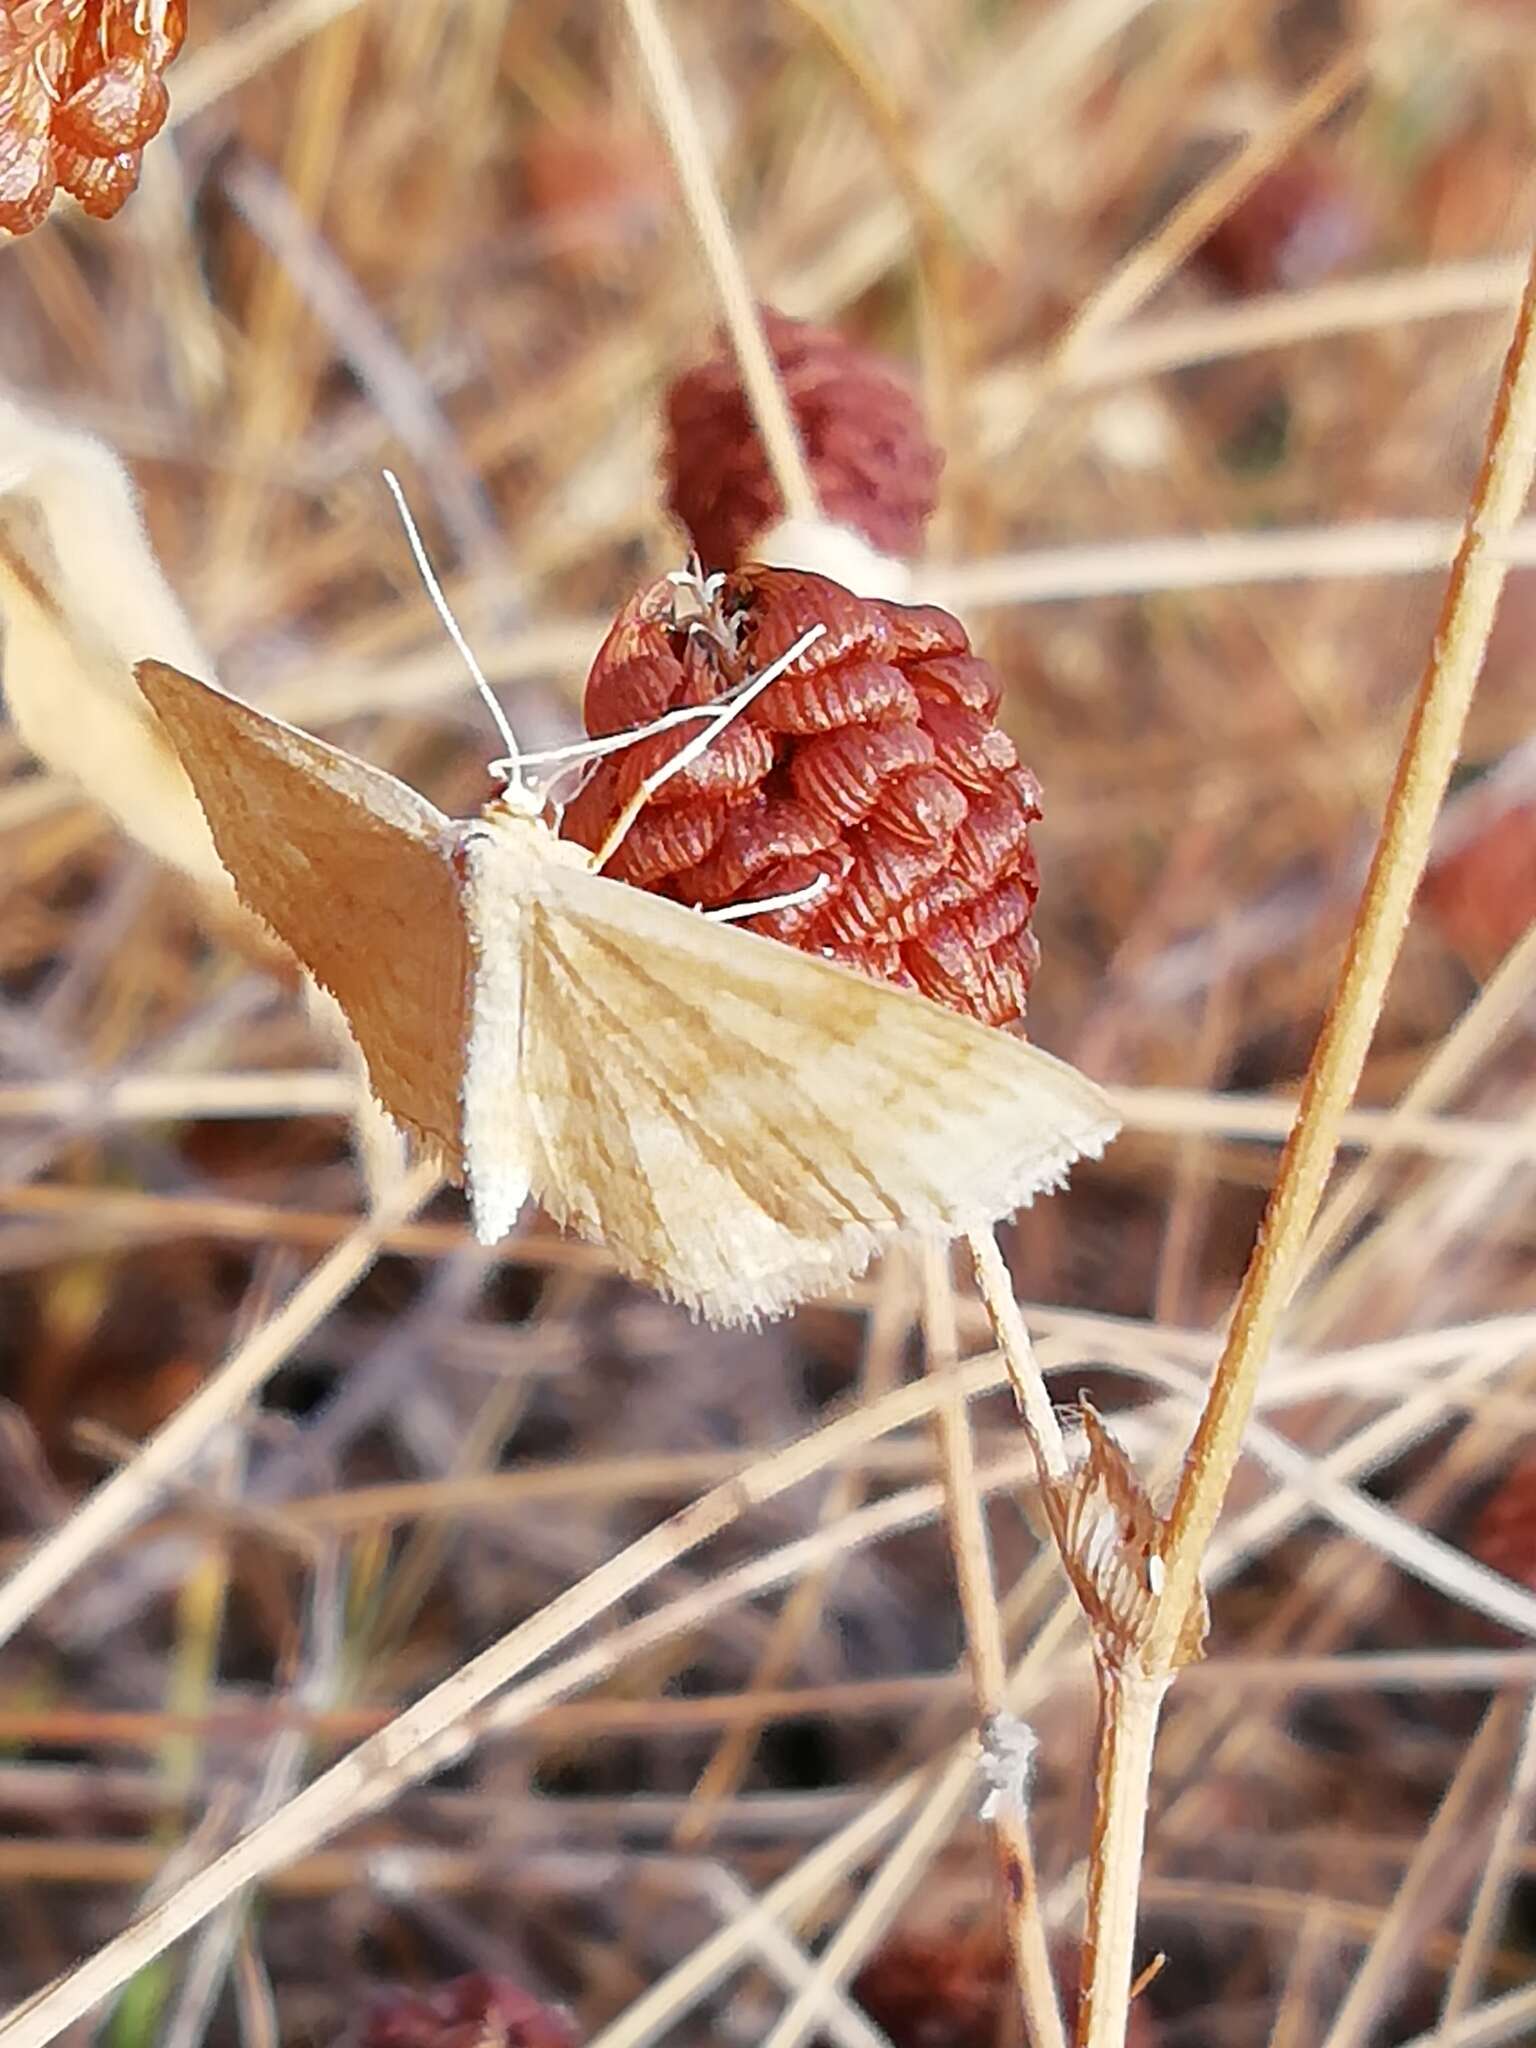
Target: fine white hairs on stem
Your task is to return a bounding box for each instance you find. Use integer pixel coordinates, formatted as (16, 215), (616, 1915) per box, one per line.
(381, 468), (525, 792)
(977, 1712), (1040, 1824)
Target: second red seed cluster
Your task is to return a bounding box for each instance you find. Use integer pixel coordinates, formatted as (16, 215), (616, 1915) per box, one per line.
(563, 312), (1045, 1035)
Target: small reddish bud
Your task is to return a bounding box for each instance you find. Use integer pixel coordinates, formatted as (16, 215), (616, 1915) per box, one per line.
(1470, 1455), (1536, 1596)
(662, 309), (943, 572)
(1414, 122), (1536, 262)
(521, 116), (668, 285)
(1196, 151), (1369, 296)
(1420, 801), (1536, 969)
(347, 1973), (579, 2048)
(0, 0), (184, 236)
(853, 1929), (1158, 2048)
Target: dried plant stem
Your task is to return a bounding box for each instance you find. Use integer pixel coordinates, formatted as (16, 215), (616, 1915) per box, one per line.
(1320, 1696), (1516, 2048)
(1434, 1688), (1536, 2032)
(672, 1259), (912, 1849)
(757, 1600), (1090, 2048)
(168, 0), (366, 126)
(920, 514), (1536, 610)
(205, 6), (366, 584)
(0, 1451), (1049, 2046)
(0, 1160), (440, 1654)
(1057, 253), (1526, 391)
(596, 1349), (1499, 2048)
(621, 0), (817, 523)
(1075, 240), (1536, 2048)
(1055, 48), (1362, 366)
(920, 1239), (1067, 2048)
(773, 0), (963, 487)
(1078, 1671), (1169, 2048)
(993, 46), (1364, 459)
(1293, 920), (1536, 1298)
(0, 1374), (1050, 2048)
(4, 1070), (1532, 1167)
(0, 1071), (356, 1121)
(967, 1228), (1069, 1482)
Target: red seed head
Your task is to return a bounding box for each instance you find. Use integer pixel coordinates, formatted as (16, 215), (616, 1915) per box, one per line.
(348, 1974), (579, 2048)
(853, 1928), (1012, 2048)
(1196, 151), (1369, 296)
(1420, 801), (1536, 969)
(662, 309), (944, 572)
(853, 1929), (1158, 2048)
(1471, 1455), (1536, 1597)
(0, 0), (184, 235)
(560, 566), (1042, 1033)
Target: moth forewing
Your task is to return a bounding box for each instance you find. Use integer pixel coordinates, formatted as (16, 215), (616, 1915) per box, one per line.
(498, 855), (1119, 1322)
(135, 659), (473, 1167)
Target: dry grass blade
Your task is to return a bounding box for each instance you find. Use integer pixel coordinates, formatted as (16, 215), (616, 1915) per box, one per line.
(6, 6), (1536, 2044)
(1152, 243), (1536, 1661)
(0, 1162), (440, 1655)
(919, 1238), (1066, 2048)
(0, 1395), (1051, 2045)
(622, 0), (817, 523)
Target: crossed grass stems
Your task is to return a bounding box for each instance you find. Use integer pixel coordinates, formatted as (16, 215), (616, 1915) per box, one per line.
(2, 1), (1536, 2044)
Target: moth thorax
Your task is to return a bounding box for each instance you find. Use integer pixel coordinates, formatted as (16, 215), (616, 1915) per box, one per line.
(476, 796), (596, 870)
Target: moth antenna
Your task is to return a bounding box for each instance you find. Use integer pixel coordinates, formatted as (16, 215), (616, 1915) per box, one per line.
(514, 686), (753, 771)
(703, 872), (830, 924)
(592, 622), (826, 873)
(512, 564), (759, 788)
(381, 469), (525, 793)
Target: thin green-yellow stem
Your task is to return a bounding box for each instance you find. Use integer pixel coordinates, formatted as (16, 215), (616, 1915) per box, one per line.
(1076, 235), (1536, 2048)
(1078, 1672), (1169, 2048)
(1152, 239), (1536, 1663)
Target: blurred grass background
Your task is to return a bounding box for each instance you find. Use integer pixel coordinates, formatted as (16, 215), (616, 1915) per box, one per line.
(2, 1), (1536, 2043)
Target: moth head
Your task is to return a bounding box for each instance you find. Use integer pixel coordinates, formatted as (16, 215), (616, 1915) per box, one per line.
(483, 761), (549, 822)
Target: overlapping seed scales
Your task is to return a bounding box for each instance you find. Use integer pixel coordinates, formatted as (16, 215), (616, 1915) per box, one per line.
(600, 718), (776, 812)
(788, 721), (936, 826)
(668, 794), (844, 904)
(750, 658), (920, 736)
(587, 798), (727, 891)
(561, 565), (1042, 1031)
(738, 568), (898, 672)
(918, 696), (1020, 792)
(0, 0), (184, 236)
